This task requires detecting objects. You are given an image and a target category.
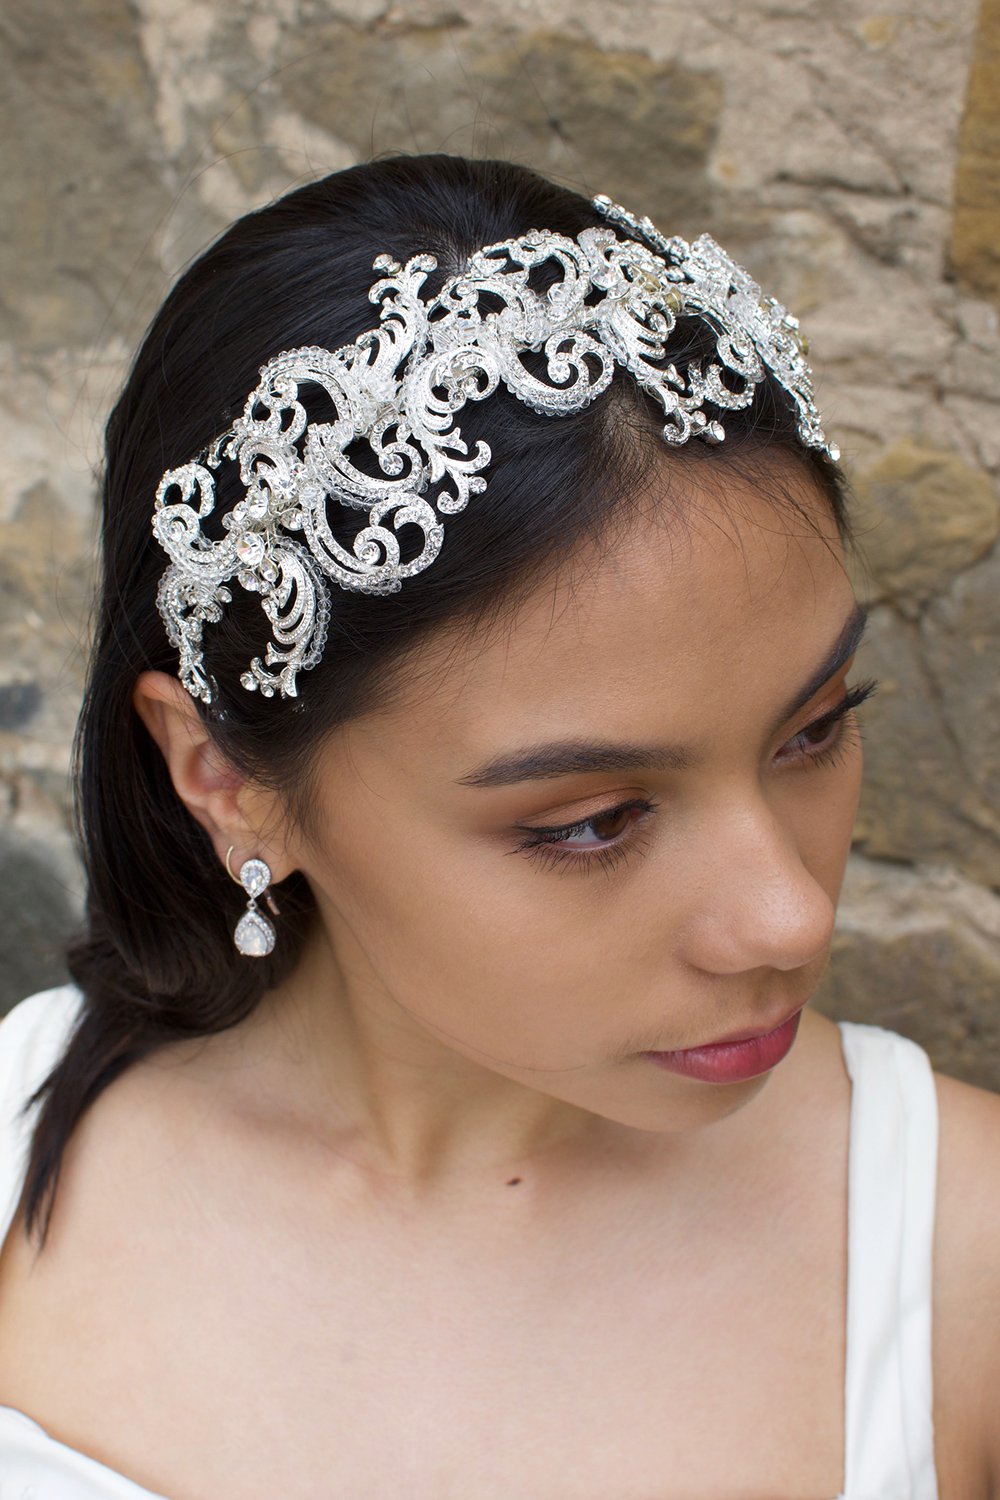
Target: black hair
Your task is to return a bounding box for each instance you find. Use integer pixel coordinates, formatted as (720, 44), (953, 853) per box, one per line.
(20, 153), (854, 1249)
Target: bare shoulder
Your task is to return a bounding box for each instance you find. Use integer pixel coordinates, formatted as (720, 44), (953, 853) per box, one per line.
(930, 1068), (1000, 1494)
(934, 1068), (1000, 1281)
(0, 1035), (237, 1418)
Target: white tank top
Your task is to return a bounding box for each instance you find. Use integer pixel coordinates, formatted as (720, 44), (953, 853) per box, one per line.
(0, 983), (940, 1498)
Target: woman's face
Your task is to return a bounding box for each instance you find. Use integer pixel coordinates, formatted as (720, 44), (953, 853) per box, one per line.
(273, 461), (867, 1136)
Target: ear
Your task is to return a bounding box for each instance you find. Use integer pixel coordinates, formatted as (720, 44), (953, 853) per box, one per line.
(132, 671), (296, 883)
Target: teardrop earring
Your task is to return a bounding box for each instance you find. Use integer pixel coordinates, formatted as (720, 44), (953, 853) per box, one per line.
(225, 845), (280, 957)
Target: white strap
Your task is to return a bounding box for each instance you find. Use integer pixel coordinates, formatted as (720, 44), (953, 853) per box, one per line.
(838, 1021), (939, 1499)
(0, 1403), (168, 1498)
(0, 984), (86, 1254)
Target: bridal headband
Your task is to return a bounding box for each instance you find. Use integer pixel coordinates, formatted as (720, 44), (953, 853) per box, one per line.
(151, 193), (838, 706)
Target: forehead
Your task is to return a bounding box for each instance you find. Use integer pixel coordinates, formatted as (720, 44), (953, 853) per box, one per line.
(379, 465), (850, 736)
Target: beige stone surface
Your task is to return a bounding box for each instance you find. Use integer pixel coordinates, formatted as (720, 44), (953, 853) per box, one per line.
(0, 0), (176, 351)
(950, 0), (1000, 309)
(853, 603), (1000, 890)
(272, 22), (723, 230)
(815, 853), (1000, 1092)
(851, 439), (1000, 613)
(1, 0), (997, 1088)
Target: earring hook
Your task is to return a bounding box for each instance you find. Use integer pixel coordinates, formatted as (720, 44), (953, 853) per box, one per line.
(225, 844), (281, 915)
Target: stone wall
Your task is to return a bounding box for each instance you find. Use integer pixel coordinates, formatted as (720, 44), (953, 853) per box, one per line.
(2, 0), (998, 1086)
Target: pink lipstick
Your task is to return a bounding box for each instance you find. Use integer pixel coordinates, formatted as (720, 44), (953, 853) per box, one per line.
(640, 1006), (804, 1084)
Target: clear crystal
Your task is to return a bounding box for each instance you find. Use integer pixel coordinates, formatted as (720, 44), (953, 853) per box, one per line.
(239, 857), (271, 898)
(234, 908), (275, 957)
(236, 533), (265, 566)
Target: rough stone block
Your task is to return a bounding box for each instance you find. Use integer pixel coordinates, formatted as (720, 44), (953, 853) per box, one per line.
(816, 853), (1000, 1091)
(851, 439), (999, 614)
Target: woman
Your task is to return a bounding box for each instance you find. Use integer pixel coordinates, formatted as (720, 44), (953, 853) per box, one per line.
(0, 153), (996, 1498)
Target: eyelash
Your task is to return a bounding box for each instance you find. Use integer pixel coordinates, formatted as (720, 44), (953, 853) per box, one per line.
(511, 677), (880, 876)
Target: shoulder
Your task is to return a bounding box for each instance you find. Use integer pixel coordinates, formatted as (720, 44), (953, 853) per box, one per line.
(930, 1067), (1000, 1492)
(934, 1067), (1000, 1298)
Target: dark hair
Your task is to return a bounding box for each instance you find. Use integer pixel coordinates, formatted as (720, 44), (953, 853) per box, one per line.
(20, 153), (854, 1249)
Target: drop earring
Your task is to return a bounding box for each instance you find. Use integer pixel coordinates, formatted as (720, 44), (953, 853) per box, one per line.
(225, 845), (280, 957)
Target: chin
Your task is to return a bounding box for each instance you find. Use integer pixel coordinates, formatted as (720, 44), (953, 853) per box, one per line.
(589, 1067), (775, 1136)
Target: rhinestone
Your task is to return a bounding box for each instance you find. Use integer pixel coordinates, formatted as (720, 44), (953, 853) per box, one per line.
(234, 909), (276, 957)
(236, 533), (265, 566)
(239, 857), (271, 898)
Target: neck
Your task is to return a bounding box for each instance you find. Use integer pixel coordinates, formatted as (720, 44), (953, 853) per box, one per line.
(212, 912), (620, 1197)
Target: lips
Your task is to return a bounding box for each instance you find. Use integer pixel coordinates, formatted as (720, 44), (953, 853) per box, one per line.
(686, 1001), (807, 1052)
(638, 1003), (807, 1084)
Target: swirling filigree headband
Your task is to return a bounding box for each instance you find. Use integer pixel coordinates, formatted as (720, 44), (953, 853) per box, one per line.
(151, 193), (838, 705)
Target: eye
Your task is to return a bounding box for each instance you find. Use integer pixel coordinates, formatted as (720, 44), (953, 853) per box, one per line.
(510, 797), (658, 876)
(779, 676), (880, 769)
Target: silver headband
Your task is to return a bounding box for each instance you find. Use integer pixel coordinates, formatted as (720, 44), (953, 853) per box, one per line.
(151, 193), (838, 705)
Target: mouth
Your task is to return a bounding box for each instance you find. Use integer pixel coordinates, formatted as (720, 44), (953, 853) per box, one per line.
(639, 1002), (807, 1085)
(694, 1001), (807, 1049)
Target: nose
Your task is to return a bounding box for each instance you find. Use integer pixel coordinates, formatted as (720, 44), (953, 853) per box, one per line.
(677, 792), (837, 977)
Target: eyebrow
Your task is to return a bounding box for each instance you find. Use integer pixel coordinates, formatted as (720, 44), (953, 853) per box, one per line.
(453, 601), (869, 788)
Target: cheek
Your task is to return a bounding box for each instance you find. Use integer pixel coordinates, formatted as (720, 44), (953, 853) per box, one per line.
(790, 746), (864, 887)
(312, 814), (652, 1067)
